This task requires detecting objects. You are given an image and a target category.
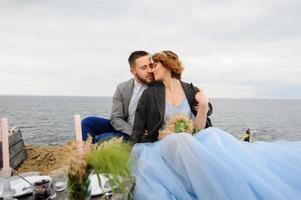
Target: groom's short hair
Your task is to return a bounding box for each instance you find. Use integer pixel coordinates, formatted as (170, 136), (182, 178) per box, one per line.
(128, 51), (150, 68)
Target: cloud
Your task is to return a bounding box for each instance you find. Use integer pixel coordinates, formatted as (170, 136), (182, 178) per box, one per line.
(0, 0), (300, 98)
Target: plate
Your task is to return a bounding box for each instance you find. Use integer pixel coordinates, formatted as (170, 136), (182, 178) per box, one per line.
(0, 175), (51, 198)
(89, 174), (111, 196)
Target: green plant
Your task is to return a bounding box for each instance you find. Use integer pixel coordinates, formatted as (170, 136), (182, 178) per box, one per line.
(86, 138), (132, 193)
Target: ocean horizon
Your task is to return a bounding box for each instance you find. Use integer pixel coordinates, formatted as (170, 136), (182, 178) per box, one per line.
(2, 94), (301, 100)
(1, 95), (301, 145)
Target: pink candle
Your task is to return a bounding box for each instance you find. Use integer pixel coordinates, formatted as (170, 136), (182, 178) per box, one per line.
(1, 117), (10, 177)
(74, 115), (83, 153)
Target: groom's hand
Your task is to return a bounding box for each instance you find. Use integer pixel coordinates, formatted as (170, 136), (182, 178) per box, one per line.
(141, 130), (149, 140)
(195, 89), (209, 113)
(194, 104), (199, 112)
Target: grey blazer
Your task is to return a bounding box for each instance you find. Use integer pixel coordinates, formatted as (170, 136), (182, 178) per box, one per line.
(110, 79), (134, 136)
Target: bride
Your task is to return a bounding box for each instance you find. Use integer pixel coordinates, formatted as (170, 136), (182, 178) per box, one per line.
(130, 51), (301, 200)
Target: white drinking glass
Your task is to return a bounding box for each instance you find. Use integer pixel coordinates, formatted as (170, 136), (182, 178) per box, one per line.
(49, 168), (67, 200)
(0, 168), (17, 200)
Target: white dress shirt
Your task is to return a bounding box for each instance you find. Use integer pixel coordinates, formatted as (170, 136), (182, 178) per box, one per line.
(127, 80), (148, 127)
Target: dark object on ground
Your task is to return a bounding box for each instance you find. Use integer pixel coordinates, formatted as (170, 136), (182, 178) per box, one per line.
(0, 128), (27, 169)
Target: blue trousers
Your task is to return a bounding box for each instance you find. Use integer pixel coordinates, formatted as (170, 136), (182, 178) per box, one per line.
(81, 116), (129, 143)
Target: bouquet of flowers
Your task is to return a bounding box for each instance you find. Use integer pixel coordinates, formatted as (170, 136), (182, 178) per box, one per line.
(158, 114), (196, 140)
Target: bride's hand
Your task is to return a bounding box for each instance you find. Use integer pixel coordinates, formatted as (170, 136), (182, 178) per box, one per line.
(195, 88), (209, 113)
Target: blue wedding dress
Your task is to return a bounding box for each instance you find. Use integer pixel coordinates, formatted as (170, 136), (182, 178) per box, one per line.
(130, 127), (301, 200)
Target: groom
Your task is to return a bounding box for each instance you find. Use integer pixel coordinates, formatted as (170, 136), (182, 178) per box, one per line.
(82, 51), (155, 143)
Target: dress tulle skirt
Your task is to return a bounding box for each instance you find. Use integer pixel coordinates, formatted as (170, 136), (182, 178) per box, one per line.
(130, 127), (301, 200)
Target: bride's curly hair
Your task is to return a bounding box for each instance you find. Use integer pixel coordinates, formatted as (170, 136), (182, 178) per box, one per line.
(152, 50), (184, 79)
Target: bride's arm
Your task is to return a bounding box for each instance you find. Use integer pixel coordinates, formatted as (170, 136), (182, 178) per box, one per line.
(193, 89), (209, 130)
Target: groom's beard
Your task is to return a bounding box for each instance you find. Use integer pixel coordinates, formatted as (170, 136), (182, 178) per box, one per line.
(136, 73), (154, 85)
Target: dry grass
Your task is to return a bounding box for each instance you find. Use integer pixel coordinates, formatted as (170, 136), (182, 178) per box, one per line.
(16, 141), (76, 175)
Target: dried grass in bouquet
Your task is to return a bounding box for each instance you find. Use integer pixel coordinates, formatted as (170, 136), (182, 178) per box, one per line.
(67, 139), (93, 200)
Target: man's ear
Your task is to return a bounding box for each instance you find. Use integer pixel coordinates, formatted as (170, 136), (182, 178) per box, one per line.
(130, 68), (136, 76)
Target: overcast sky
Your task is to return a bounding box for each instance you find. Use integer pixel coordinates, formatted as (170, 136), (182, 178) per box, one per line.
(0, 0), (300, 99)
